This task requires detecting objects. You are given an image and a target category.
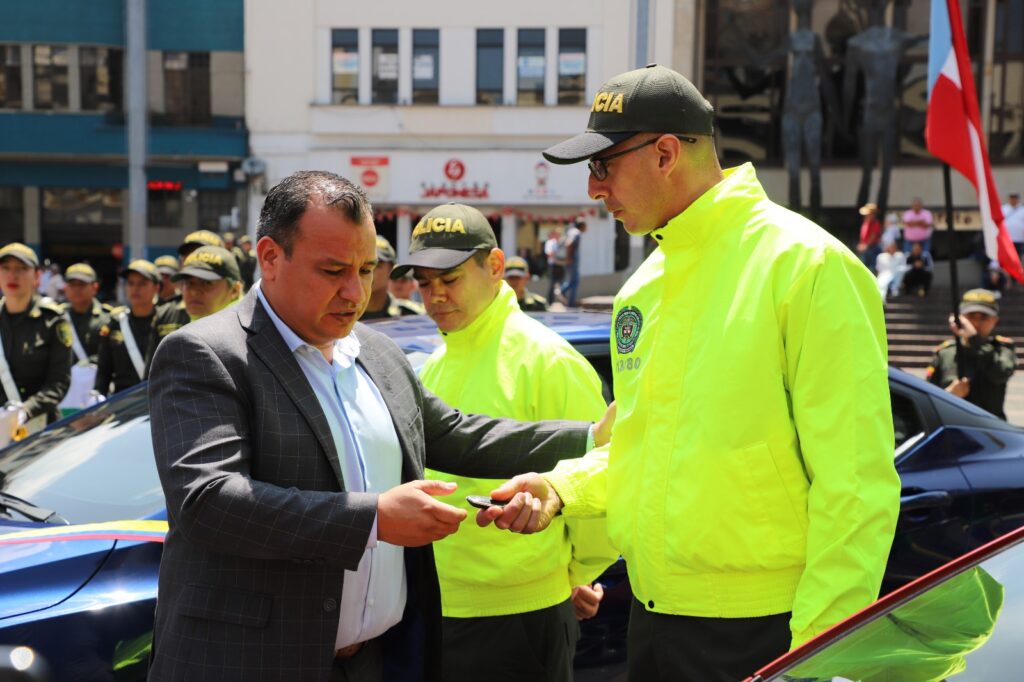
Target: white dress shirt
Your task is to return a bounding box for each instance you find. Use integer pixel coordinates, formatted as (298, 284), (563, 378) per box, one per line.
(254, 282), (406, 650)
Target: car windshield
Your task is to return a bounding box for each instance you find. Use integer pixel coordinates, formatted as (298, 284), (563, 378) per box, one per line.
(0, 388), (163, 525)
(767, 533), (1024, 680)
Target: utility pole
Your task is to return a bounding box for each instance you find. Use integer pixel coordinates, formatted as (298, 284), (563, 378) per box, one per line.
(126, 0), (148, 262)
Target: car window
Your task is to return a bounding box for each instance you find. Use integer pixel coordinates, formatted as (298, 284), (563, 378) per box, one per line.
(768, 536), (1023, 680)
(0, 388), (163, 524)
(892, 391), (925, 451)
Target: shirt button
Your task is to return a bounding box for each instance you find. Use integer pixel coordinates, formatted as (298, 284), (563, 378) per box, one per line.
(368, 598), (375, 607)
(322, 598), (338, 612)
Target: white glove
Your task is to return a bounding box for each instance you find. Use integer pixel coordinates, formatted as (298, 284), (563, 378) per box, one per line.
(86, 391), (107, 407)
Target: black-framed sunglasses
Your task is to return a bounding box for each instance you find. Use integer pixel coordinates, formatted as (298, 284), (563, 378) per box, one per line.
(587, 135), (699, 181)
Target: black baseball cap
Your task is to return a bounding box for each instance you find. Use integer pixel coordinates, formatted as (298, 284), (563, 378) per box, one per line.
(172, 246), (241, 282)
(391, 203), (497, 278)
(543, 64), (715, 164)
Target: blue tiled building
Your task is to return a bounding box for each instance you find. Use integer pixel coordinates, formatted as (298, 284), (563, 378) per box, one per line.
(0, 0), (247, 290)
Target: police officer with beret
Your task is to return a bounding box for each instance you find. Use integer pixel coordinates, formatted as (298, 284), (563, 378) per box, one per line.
(154, 255), (182, 305)
(0, 242), (72, 427)
(361, 235), (424, 320)
(95, 260), (164, 396)
(503, 256), (549, 312)
(927, 288), (1016, 420)
(173, 246), (244, 320)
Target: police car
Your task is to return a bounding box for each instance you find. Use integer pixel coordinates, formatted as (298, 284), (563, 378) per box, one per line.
(1, 312), (1023, 677)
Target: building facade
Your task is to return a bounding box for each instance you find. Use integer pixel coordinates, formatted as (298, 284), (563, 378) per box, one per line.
(0, 0), (248, 296)
(245, 0), (684, 293)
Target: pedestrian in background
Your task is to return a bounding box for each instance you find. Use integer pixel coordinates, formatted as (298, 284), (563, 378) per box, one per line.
(857, 202), (882, 272)
(1002, 192), (1024, 260)
(560, 220), (586, 306)
(903, 242), (934, 297)
(479, 64), (899, 681)
(901, 197), (934, 255)
(394, 202), (615, 682)
(544, 229), (565, 303)
(0, 243), (72, 430)
(875, 239), (907, 302)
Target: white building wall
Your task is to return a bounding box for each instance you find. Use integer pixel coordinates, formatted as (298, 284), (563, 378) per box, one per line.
(247, 0), (637, 286)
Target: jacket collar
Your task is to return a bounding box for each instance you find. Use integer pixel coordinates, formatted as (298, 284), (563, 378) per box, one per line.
(651, 163), (766, 253)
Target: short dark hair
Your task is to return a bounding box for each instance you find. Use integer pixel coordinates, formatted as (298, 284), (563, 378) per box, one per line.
(257, 171), (372, 256)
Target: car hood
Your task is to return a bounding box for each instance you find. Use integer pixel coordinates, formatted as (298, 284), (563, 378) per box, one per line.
(0, 520), (166, 620)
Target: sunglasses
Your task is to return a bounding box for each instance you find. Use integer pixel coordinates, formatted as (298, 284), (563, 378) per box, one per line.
(588, 135), (699, 181)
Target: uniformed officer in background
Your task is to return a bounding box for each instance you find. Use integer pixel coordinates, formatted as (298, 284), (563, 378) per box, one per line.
(94, 260), (162, 396)
(236, 234), (258, 290)
(177, 229), (224, 260)
(927, 288), (1016, 420)
(503, 256), (549, 312)
(0, 242), (72, 428)
(62, 263), (111, 364)
(361, 235), (423, 320)
(172, 246), (243, 320)
(155, 255), (182, 305)
(221, 231), (256, 291)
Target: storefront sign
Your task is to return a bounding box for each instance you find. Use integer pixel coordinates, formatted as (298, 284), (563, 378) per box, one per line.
(351, 156), (390, 202)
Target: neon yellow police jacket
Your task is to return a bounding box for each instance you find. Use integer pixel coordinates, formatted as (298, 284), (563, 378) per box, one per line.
(545, 163), (901, 647)
(422, 282), (617, 617)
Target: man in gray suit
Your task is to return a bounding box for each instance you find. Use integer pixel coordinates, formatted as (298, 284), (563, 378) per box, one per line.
(148, 171), (603, 682)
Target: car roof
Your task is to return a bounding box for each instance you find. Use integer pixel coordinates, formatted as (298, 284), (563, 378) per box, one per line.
(748, 523), (1024, 680)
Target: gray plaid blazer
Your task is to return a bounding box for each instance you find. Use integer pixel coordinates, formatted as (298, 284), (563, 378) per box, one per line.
(147, 290), (590, 682)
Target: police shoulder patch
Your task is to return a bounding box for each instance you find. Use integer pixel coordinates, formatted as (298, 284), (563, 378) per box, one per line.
(56, 319), (73, 348)
(614, 306), (643, 355)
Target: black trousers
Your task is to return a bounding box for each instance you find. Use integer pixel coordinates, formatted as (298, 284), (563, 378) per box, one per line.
(627, 599), (791, 682)
(441, 599), (579, 682)
(330, 638), (383, 682)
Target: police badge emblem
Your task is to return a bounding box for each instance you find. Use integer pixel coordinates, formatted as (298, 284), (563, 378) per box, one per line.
(615, 306), (642, 354)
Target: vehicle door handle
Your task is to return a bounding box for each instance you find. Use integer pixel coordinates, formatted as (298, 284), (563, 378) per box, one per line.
(900, 490), (952, 512)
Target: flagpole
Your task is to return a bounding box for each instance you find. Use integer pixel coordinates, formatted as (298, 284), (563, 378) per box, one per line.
(943, 162), (964, 378)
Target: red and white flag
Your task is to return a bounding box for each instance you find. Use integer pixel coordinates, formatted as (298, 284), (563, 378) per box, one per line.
(926, 0), (1023, 281)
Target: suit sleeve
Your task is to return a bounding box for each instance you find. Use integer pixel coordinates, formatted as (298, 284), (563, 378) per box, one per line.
(23, 316), (72, 419)
(781, 248), (901, 648)
(149, 330), (376, 571)
(420, 384), (591, 479)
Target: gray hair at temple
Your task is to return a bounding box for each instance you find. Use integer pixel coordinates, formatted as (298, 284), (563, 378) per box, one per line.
(257, 170), (373, 256)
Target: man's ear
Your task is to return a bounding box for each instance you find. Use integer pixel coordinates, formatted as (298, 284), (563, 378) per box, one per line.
(256, 236), (279, 282)
(655, 134), (682, 175)
(489, 248), (506, 280)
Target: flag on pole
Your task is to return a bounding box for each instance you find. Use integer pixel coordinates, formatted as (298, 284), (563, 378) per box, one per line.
(926, 0), (1024, 282)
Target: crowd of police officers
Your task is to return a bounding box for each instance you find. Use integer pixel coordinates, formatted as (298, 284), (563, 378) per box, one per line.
(0, 229), (260, 434)
(0, 229), (459, 437)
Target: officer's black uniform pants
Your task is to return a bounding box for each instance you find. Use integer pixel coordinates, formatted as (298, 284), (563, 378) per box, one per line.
(626, 598), (791, 681)
(441, 598), (579, 682)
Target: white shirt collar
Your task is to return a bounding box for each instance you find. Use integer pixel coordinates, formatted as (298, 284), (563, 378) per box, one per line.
(253, 280), (361, 363)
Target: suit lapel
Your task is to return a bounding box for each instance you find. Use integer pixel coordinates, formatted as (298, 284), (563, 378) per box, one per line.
(353, 325), (420, 481)
(239, 292), (346, 489)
